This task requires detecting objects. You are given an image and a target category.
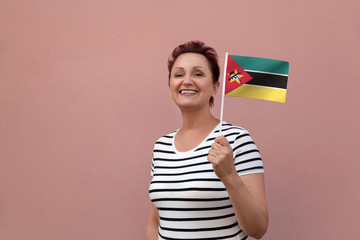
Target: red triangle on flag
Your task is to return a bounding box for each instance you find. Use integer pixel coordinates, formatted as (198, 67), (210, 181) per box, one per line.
(225, 55), (253, 95)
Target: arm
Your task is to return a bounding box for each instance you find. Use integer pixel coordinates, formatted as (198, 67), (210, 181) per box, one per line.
(222, 172), (268, 239)
(146, 203), (159, 240)
(207, 135), (268, 239)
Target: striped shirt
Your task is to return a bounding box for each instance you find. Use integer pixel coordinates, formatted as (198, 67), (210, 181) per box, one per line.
(149, 122), (264, 240)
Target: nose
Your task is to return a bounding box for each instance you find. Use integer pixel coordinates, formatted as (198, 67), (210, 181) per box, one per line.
(182, 74), (193, 85)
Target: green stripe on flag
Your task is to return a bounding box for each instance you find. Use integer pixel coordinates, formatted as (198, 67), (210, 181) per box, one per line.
(229, 55), (289, 75)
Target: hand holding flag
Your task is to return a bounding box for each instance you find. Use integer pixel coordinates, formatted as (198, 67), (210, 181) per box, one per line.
(207, 135), (237, 182)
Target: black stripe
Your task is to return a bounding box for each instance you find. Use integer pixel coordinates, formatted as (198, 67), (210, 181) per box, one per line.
(150, 178), (221, 184)
(246, 71), (288, 89)
(162, 135), (174, 139)
(159, 221), (238, 232)
(194, 145), (211, 152)
(159, 229), (243, 240)
(151, 197), (229, 202)
(153, 169), (214, 177)
(237, 166), (264, 173)
(214, 126), (244, 133)
(149, 187), (226, 193)
(234, 133), (250, 141)
(154, 153), (208, 162)
(154, 149), (176, 154)
(157, 204), (232, 211)
(160, 213), (234, 221)
(194, 139), (235, 151)
(233, 141), (255, 152)
(155, 161), (210, 169)
(235, 157), (262, 166)
(155, 141), (172, 146)
(207, 132), (240, 142)
(235, 149), (260, 158)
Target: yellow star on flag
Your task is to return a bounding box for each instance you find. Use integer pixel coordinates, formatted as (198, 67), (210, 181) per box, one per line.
(228, 69), (243, 84)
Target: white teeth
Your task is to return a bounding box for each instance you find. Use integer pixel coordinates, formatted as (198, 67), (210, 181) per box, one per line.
(180, 90), (198, 94)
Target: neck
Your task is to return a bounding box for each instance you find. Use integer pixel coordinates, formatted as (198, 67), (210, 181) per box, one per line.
(179, 106), (219, 131)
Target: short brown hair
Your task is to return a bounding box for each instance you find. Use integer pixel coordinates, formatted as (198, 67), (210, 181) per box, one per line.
(167, 41), (220, 107)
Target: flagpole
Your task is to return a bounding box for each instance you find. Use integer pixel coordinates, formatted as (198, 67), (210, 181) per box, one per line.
(219, 52), (229, 135)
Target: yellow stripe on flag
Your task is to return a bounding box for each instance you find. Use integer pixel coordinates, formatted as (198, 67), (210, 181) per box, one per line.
(226, 85), (287, 103)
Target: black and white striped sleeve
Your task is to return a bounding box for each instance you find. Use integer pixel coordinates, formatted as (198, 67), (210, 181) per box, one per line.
(232, 130), (264, 176)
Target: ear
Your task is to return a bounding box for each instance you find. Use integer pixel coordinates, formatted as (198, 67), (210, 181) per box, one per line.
(212, 81), (220, 97)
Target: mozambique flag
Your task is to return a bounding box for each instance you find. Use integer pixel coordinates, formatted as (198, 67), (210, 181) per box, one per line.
(225, 54), (289, 103)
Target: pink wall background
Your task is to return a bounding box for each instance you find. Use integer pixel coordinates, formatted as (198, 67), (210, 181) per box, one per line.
(1, 0), (359, 239)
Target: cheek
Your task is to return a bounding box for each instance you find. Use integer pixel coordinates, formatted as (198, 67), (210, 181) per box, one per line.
(201, 81), (217, 94)
(169, 78), (181, 90)
(168, 80), (178, 97)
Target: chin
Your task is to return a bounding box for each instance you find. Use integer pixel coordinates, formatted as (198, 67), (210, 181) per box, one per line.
(176, 102), (209, 111)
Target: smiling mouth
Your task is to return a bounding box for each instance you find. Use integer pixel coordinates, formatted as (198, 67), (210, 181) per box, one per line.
(179, 90), (198, 95)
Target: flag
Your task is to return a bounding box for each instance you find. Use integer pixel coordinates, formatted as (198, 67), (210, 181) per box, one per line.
(225, 54), (289, 103)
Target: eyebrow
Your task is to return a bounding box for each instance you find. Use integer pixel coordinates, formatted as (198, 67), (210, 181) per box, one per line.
(173, 66), (206, 71)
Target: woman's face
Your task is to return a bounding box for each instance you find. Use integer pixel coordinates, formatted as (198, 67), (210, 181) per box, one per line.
(169, 53), (219, 111)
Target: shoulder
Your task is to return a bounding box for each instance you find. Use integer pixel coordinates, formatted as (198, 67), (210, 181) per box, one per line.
(220, 122), (259, 152)
(223, 122), (264, 175)
(153, 131), (175, 146)
(152, 131), (177, 154)
(220, 122), (250, 142)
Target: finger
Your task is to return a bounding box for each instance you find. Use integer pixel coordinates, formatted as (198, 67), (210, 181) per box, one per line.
(207, 152), (216, 162)
(215, 135), (231, 147)
(211, 141), (221, 150)
(208, 148), (219, 157)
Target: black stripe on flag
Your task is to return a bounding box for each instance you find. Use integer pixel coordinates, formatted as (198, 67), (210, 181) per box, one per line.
(246, 71), (288, 89)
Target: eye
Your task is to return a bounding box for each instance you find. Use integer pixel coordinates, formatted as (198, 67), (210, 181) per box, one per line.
(194, 72), (204, 77)
(174, 73), (183, 78)
(173, 71), (184, 78)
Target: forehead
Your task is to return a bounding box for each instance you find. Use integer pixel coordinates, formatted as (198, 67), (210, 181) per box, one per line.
(172, 53), (211, 70)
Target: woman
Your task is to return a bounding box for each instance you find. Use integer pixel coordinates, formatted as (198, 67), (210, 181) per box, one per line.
(146, 41), (268, 240)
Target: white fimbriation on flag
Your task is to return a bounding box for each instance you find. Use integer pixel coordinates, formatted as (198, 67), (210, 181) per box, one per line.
(219, 52), (229, 135)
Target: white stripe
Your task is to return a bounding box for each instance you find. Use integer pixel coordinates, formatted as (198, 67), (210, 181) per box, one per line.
(245, 69), (288, 77)
(243, 84), (287, 91)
